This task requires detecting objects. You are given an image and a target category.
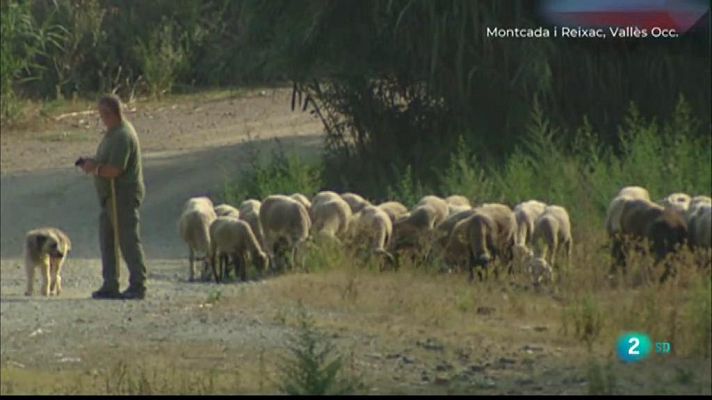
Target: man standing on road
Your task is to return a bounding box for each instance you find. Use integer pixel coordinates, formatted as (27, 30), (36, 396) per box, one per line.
(78, 94), (148, 300)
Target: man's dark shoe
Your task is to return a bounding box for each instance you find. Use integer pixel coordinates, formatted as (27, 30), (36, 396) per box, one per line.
(120, 287), (146, 300)
(92, 287), (121, 299)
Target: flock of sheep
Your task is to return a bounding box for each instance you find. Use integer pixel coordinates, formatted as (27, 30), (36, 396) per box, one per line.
(177, 186), (711, 286)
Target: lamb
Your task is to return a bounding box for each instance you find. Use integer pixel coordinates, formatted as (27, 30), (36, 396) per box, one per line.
(259, 195), (312, 272)
(377, 201), (409, 224)
(340, 192), (372, 214)
(415, 195), (449, 227)
(349, 205), (395, 268)
(310, 196), (353, 240)
(214, 204), (240, 218)
(530, 205), (573, 269)
(614, 198), (688, 282)
(513, 200), (548, 247)
(290, 193), (312, 212)
(460, 203), (517, 282)
(178, 197), (217, 282)
(209, 217), (268, 282)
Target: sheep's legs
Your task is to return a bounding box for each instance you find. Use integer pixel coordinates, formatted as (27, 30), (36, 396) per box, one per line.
(189, 249), (195, 282)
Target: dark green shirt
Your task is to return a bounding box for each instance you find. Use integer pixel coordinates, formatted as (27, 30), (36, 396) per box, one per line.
(93, 120), (145, 206)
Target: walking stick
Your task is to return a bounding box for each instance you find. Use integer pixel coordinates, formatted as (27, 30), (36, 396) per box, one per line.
(110, 178), (121, 272)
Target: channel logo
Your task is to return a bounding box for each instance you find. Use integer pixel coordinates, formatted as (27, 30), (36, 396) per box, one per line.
(616, 332), (672, 363)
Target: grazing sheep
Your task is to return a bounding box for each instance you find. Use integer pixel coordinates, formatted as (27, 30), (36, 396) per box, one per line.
(259, 195), (312, 272)
(687, 196), (712, 223)
(390, 204), (440, 252)
(614, 198), (688, 282)
(525, 256), (554, 286)
(290, 193), (312, 212)
(341, 192), (372, 214)
(606, 186), (651, 237)
(311, 196), (353, 239)
(238, 199), (264, 248)
(436, 208), (477, 268)
(377, 201), (409, 224)
(688, 203), (711, 250)
(311, 191), (341, 209)
(616, 186), (651, 201)
(461, 203), (517, 282)
(606, 195), (638, 236)
(214, 204), (240, 218)
(660, 192), (691, 216)
(415, 195), (449, 227)
(178, 197), (217, 282)
(209, 217), (268, 282)
(448, 204), (472, 216)
(530, 205), (573, 269)
(445, 195), (471, 208)
(441, 212), (478, 271)
(513, 200), (548, 247)
(350, 205), (395, 268)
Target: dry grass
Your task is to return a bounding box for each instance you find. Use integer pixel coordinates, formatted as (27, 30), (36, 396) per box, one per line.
(1, 227), (709, 395)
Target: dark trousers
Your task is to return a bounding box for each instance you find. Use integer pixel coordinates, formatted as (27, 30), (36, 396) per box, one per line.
(99, 194), (147, 291)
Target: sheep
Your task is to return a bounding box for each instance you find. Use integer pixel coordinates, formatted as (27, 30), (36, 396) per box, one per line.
(390, 204), (440, 253)
(605, 186), (651, 237)
(530, 205), (573, 270)
(441, 211), (479, 271)
(209, 217), (269, 282)
(688, 203), (711, 251)
(616, 186), (651, 201)
(178, 197), (217, 282)
(311, 191), (341, 209)
(377, 201), (409, 224)
(460, 203), (517, 282)
(290, 193), (312, 212)
(445, 195), (471, 208)
(687, 196), (712, 223)
(214, 204), (240, 218)
(660, 192), (691, 216)
(435, 208), (477, 270)
(513, 200), (548, 247)
(613, 198), (688, 282)
(448, 204), (472, 216)
(415, 195), (449, 227)
(349, 205), (395, 268)
(238, 199), (265, 250)
(259, 195), (312, 272)
(525, 256), (554, 286)
(310, 196), (352, 240)
(340, 192), (372, 214)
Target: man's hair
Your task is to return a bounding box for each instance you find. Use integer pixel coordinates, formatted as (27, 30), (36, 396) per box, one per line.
(98, 94), (124, 119)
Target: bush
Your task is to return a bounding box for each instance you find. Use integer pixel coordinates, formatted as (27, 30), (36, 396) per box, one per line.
(277, 306), (361, 395)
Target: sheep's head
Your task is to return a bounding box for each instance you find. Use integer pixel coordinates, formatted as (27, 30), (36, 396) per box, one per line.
(527, 256), (553, 285)
(255, 252), (269, 273)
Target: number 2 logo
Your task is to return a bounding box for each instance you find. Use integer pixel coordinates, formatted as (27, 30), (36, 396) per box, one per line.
(628, 337), (640, 355)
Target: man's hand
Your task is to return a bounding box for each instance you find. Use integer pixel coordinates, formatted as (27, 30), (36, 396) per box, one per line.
(80, 158), (97, 174)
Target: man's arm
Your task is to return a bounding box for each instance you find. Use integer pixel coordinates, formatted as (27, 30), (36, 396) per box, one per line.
(80, 159), (123, 178)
